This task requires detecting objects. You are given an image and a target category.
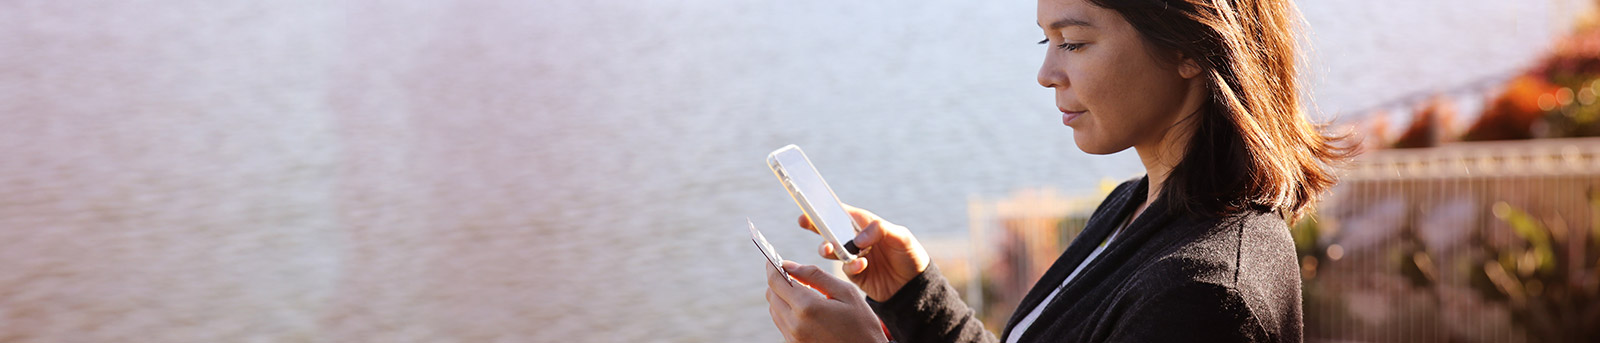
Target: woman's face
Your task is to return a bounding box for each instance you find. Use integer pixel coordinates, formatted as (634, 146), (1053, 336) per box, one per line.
(1037, 0), (1203, 155)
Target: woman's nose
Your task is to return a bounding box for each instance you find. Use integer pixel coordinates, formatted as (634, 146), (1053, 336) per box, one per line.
(1037, 59), (1064, 89)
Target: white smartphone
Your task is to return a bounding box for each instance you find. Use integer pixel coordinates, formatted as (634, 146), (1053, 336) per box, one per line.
(767, 144), (861, 261)
(749, 218), (793, 285)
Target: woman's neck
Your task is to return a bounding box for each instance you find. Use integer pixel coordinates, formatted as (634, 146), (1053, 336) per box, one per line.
(1130, 137), (1183, 218)
(1133, 80), (1207, 216)
(1134, 128), (1188, 203)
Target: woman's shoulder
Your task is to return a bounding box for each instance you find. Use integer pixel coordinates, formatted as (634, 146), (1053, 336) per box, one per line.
(1115, 209), (1302, 340)
(1133, 208), (1296, 287)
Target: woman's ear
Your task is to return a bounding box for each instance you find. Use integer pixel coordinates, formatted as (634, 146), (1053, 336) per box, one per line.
(1178, 56), (1203, 79)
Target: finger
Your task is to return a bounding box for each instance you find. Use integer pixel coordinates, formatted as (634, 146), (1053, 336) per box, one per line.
(818, 242), (839, 260)
(770, 261), (822, 306)
(766, 289), (795, 342)
(766, 259), (794, 290)
(766, 289), (791, 316)
(844, 257), (868, 275)
(784, 261), (859, 300)
(840, 203), (882, 231)
(797, 214), (819, 234)
(851, 221), (885, 250)
(766, 289), (793, 324)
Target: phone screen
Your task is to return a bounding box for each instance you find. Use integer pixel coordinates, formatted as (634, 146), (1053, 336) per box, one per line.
(768, 145), (859, 261)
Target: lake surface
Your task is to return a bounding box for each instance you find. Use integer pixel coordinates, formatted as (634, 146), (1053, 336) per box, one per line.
(0, 0), (1587, 341)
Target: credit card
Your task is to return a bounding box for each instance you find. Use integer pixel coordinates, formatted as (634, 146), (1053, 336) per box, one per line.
(749, 218), (792, 285)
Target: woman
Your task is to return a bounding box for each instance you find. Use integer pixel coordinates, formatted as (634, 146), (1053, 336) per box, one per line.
(764, 0), (1349, 342)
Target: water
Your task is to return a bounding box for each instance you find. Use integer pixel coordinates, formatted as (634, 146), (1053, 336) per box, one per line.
(0, 0), (1586, 341)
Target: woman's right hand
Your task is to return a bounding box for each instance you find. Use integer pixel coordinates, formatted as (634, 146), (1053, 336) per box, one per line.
(798, 204), (929, 302)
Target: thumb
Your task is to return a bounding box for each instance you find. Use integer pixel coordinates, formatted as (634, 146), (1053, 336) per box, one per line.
(851, 221), (885, 250)
(783, 261), (859, 299)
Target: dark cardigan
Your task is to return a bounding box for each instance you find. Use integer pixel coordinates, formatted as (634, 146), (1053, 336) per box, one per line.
(867, 177), (1303, 342)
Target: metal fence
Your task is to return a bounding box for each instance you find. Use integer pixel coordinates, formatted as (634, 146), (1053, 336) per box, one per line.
(1308, 137), (1600, 342)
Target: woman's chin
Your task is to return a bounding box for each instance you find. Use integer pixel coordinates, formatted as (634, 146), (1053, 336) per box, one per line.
(1072, 135), (1122, 155)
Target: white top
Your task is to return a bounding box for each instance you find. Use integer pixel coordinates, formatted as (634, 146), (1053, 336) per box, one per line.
(1005, 212), (1134, 343)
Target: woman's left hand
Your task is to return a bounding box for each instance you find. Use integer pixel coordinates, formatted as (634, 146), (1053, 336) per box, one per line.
(766, 260), (889, 343)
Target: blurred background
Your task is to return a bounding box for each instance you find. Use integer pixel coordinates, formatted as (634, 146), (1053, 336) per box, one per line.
(0, 0), (1596, 342)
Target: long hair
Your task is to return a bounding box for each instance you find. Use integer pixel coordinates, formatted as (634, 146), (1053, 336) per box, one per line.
(1087, 0), (1354, 221)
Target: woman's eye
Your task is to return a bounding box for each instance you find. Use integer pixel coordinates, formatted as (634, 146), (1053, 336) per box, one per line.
(1039, 38), (1084, 52)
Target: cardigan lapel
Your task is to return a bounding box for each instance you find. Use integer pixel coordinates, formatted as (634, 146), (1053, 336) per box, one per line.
(999, 177), (1148, 338)
(1013, 182), (1191, 343)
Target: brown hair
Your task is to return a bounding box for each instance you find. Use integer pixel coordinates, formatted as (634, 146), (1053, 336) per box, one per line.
(1088, 0), (1354, 221)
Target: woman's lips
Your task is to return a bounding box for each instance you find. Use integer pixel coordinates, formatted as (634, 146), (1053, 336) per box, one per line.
(1061, 110), (1086, 125)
